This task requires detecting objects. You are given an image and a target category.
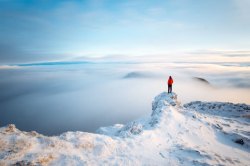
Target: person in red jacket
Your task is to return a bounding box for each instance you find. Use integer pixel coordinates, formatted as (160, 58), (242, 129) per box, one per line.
(168, 76), (173, 93)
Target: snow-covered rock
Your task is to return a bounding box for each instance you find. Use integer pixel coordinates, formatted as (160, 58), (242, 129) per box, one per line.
(0, 92), (249, 166)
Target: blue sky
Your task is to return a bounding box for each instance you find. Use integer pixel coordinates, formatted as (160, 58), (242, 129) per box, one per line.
(0, 0), (250, 63)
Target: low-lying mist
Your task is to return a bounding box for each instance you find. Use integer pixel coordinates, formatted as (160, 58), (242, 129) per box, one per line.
(0, 62), (249, 135)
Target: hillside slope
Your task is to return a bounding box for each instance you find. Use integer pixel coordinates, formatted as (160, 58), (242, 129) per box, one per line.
(0, 92), (249, 165)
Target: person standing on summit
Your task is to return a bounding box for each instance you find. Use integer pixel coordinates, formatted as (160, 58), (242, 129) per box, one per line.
(168, 76), (173, 93)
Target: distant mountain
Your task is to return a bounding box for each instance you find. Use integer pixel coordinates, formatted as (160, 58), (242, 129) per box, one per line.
(123, 72), (147, 79)
(123, 71), (158, 79)
(15, 61), (92, 66)
(193, 77), (210, 84)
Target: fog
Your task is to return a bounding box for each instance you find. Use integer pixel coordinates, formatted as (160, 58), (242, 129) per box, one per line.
(0, 62), (249, 135)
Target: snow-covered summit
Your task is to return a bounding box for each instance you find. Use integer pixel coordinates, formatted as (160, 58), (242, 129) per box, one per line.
(0, 92), (249, 165)
(153, 92), (178, 108)
(97, 92), (179, 137)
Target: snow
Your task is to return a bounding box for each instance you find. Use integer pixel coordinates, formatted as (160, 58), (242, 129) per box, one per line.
(0, 92), (250, 165)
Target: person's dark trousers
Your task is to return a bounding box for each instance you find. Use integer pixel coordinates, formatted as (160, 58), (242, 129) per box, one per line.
(168, 85), (172, 93)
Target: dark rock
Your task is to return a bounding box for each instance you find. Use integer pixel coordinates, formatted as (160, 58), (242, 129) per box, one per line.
(14, 160), (34, 166)
(234, 139), (244, 145)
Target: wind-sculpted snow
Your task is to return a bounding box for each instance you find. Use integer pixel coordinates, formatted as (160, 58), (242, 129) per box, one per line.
(0, 92), (249, 165)
(184, 101), (250, 119)
(184, 101), (250, 151)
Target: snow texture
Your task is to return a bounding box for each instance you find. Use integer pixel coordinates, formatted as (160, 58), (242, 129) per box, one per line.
(0, 92), (249, 165)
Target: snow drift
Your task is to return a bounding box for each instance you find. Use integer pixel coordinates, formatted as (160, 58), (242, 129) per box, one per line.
(0, 92), (249, 165)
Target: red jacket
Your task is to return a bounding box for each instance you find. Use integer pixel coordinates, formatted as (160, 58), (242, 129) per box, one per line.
(168, 78), (173, 85)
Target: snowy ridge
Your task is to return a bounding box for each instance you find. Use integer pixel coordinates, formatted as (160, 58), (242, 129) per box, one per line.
(184, 101), (250, 119)
(0, 92), (250, 165)
(97, 92), (179, 137)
